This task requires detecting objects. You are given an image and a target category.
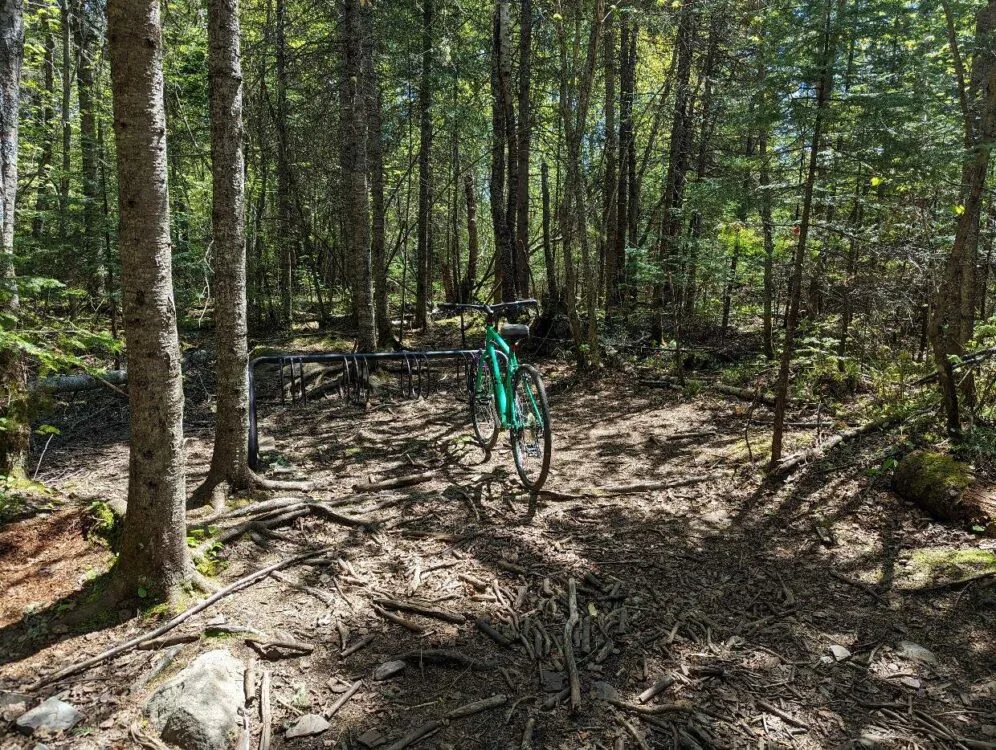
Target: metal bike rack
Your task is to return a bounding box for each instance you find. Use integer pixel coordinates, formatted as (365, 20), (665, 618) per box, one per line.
(248, 348), (478, 470)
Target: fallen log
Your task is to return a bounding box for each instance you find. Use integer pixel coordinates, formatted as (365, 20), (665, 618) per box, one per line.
(893, 450), (996, 535)
(770, 416), (898, 476)
(32, 369), (129, 394)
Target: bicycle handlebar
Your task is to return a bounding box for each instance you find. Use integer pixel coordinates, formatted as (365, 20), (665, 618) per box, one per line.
(437, 299), (539, 318)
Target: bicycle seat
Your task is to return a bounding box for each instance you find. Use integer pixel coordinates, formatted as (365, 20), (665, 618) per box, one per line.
(501, 324), (530, 341)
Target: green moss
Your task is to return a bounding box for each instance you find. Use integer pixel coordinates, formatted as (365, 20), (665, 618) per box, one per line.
(903, 547), (996, 586)
(895, 451), (972, 498)
(83, 500), (122, 549)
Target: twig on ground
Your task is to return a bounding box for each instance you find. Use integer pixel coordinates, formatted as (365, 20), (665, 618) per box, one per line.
(29, 545), (336, 690)
(327, 679), (363, 719)
(564, 578), (581, 713)
(373, 597), (466, 624)
(259, 670), (272, 750)
(352, 470), (436, 492)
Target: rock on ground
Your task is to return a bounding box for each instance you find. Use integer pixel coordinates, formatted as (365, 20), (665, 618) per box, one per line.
(286, 713), (331, 738)
(15, 697), (82, 734)
(145, 649), (245, 750)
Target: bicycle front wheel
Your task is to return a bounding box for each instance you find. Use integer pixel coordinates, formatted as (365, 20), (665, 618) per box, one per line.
(511, 364), (552, 491)
(470, 354), (500, 449)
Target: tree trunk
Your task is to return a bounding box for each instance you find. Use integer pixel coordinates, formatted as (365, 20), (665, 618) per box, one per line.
(771, 0), (842, 466)
(541, 160), (556, 304)
(74, 0), (102, 295)
(365, 7), (390, 347)
(275, 0), (293, 327)
(758, 128), (775, 360)
(514, 0), (532, 298)
(58, 0), (71, 241)
(342, 0), (375, 352)
(655, 2), (696, 334)
(415, 0), (432, 326)
(601, 7), (617, 311)
(31, 10), (54, 240)
(107, 0), (190, 602)
(491, 0), (516, 302)
(930, 0), (996, 434)
(201, 0), (252, 495)
(455, 172), (476, 303)
(0, 0), (27, 477)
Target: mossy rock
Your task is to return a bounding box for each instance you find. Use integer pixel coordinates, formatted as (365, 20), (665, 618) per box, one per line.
(82, 499), (127, 550)
(894, 451), (996, 535)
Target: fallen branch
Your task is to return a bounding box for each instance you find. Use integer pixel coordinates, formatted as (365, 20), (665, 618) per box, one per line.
(540, 474), (712, 500)
(396, 648), (494, 671)
(341, 634), (375, 657)
(29, 546), (336, 690)
(476, 617), (515, 647)
(352, 470), (436, 493)
(381, 695), (507, 750)
(245, 636), (315, 659)
(308, 502), (378, 531)
(327, 679), (363, 719)
(756, 699), (810, 730)
(270, 570), (335, 606)
(373, 597), (466, 624)
(712, 383), (778, 407)
(909, 569), (996, 593)
(564, 578), (581, 713)
(607, 698), (694, 715)
(771, 415), (900, 476)
(373, 604), (425, 633)
(259, 670), (273, 750)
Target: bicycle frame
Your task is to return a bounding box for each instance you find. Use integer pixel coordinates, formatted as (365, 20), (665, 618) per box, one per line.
(479, 324), (520, 429)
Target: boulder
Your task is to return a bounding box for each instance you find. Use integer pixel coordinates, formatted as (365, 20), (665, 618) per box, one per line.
(145, 649), (244, 750)
(15, 698), (82, 735)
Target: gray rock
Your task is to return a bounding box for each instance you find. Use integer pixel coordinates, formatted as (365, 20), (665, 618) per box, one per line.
(372, 660), (406, 681)
(829, 644), (851, 662)
(145, 649), (244, 750)
(541, 670), (566, 692)
(897, 641), (938, 666)
(0, 691), (31, 722)
(15, 698), (82, 734)
(286, 713), (330, 738)
(357, 728), (387, 748)
(592, 681), (618, 701)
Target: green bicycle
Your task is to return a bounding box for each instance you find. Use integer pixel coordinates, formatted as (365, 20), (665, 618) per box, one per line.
(438, 299), (552, 491)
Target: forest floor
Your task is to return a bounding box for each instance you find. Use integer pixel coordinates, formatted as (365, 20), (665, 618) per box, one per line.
(1, 327), (995, 749)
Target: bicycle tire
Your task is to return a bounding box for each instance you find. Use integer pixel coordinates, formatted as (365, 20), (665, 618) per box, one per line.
(470, 353), (500, 449)
(510, 364), (552, 491)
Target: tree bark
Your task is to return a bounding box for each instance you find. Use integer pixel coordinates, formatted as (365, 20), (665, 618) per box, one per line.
(601, 6), (617, 310)
(771, 0), (843, 466)
(107, 0), (190, 601)
(460, 171), (479, 303)
(930, 0), (996, 434)
(342, 0), (376, 352)
(364, 7), (390, 347)
(58, 0), (70, 240)
(0, 0), (27, 477)
(415, 0), (433, 326)
(541, 160), (556, 304)
(73, 0), (102, 294)
(758, 128), (775, 360)
(202, 0), (252, 495)
(31, 8), (55, 240)
(275, 0), (293, 327)
(514, 0), (532, 298)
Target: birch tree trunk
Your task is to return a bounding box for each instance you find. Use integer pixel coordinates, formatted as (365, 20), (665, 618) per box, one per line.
(0, 0), (27, 477)
(107, 0), (190, 601)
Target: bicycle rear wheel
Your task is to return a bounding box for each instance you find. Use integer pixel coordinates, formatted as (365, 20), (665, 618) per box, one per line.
(510, 364), (552, 490)
(470, 354), (500, 449)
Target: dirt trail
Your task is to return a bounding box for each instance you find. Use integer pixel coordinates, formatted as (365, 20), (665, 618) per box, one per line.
(1, 361), (995, 749)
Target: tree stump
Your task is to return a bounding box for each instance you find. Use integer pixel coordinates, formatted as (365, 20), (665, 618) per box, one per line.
(893, 451), (996, 535)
